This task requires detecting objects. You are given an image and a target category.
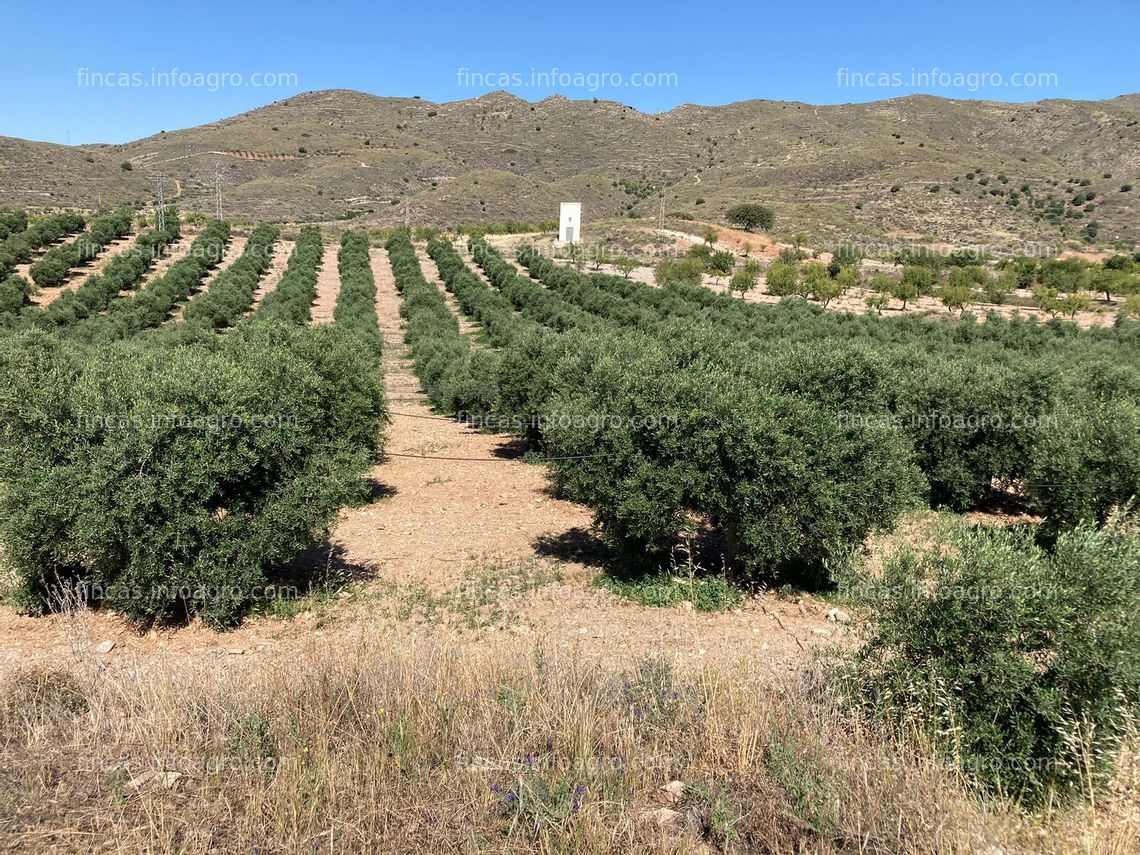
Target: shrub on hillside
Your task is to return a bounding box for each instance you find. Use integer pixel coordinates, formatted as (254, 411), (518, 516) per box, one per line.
(725, 203), (775, 232)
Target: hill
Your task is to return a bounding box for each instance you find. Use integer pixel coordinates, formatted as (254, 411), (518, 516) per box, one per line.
(2, 88), (1138, 249)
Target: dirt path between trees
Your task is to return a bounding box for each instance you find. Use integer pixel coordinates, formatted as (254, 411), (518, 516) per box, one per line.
(0, 244), (840, 681)
(246, 239), (295, 314)
(309, 243), (341, 325)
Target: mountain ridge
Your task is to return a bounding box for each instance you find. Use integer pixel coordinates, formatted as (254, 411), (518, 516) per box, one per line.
(2, 88), (1137, 248)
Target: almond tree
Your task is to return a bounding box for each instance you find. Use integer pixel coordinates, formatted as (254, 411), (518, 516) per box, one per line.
(614, 256), (639, 279)
(707, 250), (736, 287)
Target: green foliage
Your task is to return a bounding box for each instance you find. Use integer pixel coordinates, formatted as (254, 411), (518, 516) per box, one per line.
(0, 324), (386, 627)
(983, 271), (1017, 305)
(30, 214), (182, 330)
(599, 569), (743, 611)
(180, 224), (281, 331)
(939, 284), (972, 315)
(391, 233), (502, 419)
(1026, 398), (1140, 529)
(729, 260), (761, 299)
(893, 356), (1054, 510)
(251, 226), (323, 325)
(0, 275), (34, 318)
(799, 262), (829, 299)
(0, 212), (86, 278)
(540, 328), (922, 585)
(510, 238), (1140, 549)
(706, 250), (735, 283)
(831, 244), (864, 269)
(458, 220), (538, 237)
(332, 231), (382, 357)
(724, 203), (774, 232)
(654, 256), (704, 287)
(764, 261), (798, 296)
(888, 278), (918, 309)
(75, 221), (231, 341)
(686, 243), (712, 262)
(836, 266), (860, 293)
(900, 265), (937, 294)
(1033, 286), (1062, 318)
(612, 256), (639, 278)
(810, 275), (842, 307)
(864, 292), (890, 314)
(29, 209), (132, 288)
(0, 210), (28, 242)
(1057, 291), (1091, 318)
(844, 521), (1140, 805)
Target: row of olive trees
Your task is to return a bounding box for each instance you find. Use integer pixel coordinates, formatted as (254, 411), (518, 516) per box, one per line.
(24, 213), (182, 330)
(0, 211), (86, 277)
(0, 227), (387, 628)
(251, 226), (323, 325)
(71, 221), (231, 342)
(29, 209), (133, 288)
(518, 242), (1139, 530)
(513, 239), (1140, 809)
(177, 224), (281, 332)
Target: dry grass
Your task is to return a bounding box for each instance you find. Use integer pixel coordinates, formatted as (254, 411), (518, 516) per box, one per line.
(1, 635), (1136, 854)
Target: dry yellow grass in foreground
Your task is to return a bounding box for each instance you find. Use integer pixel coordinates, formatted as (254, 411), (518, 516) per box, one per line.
(1, 637), (1136, 854)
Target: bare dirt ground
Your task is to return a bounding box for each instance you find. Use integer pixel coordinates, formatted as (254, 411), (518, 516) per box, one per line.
(309, 243), (341, 325)
(246, 238), (295, 313)
(25, 234), (138, 307)
(0, 245), (840, 681)
(658, 222), (785, 260)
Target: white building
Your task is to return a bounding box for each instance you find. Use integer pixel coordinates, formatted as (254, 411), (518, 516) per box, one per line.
(558, 202), (581, 244)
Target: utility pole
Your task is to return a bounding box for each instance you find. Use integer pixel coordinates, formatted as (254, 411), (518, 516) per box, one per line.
(404, 196), (410, 228)
(155, 173), (166, 231)
(214, 162), (223, 220)
(659, 195), (665, 230)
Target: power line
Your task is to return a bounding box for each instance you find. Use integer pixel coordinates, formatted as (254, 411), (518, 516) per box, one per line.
(154, 173), (166, 231)
(214, 162), (223, 220)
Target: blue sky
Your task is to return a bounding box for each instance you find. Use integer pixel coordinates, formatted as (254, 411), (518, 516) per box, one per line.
(3, 0), (1137, 145)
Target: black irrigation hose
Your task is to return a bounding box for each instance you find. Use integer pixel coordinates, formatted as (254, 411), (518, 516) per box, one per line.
(383, 451), (619, 462)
